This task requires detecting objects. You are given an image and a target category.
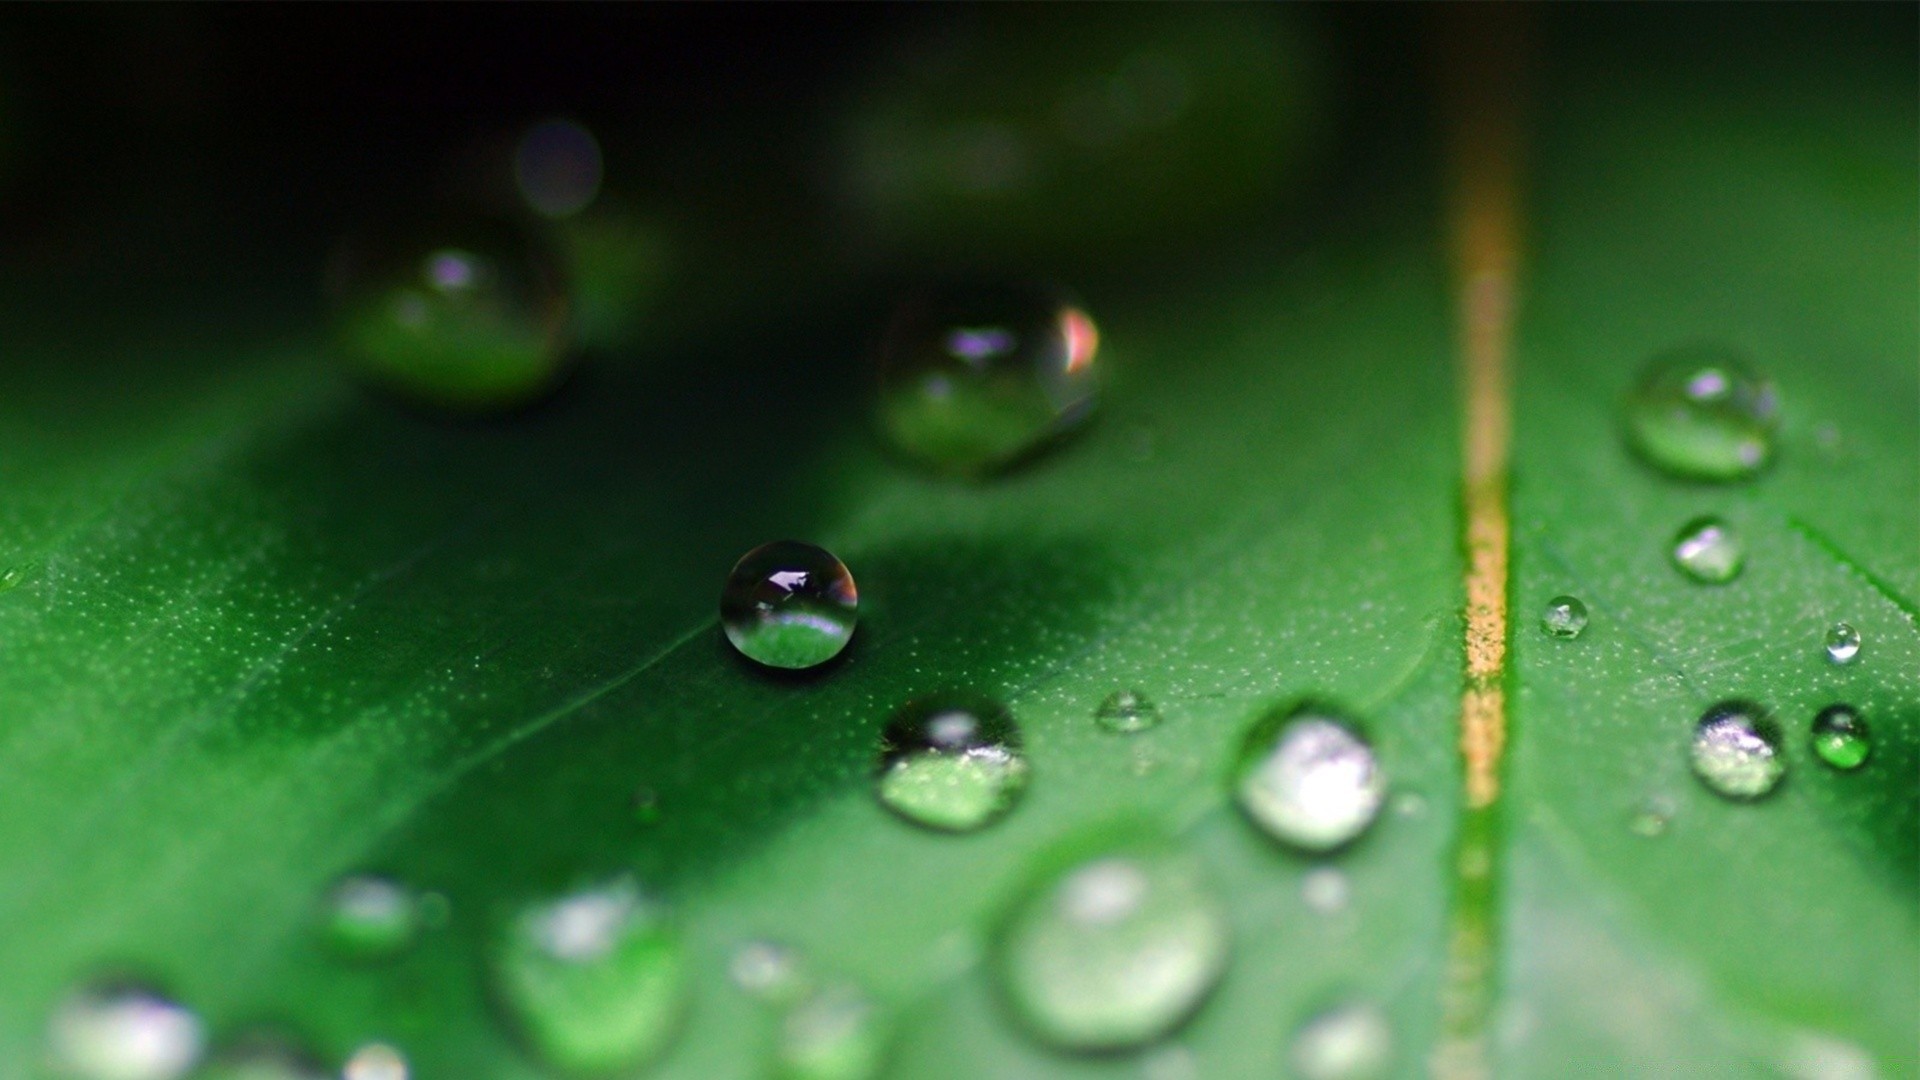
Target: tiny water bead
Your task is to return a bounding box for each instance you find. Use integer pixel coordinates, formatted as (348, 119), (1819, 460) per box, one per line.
(1540, 595), (1589, 639)
(340, 1044), (407, 1080)
(1811, 705), (1871, 771)
(1624, 347), (1778, 481)
(47, 983), (205, 1080)
(492, 877), (688, 1073)
(996, 851), (1229, 1053)
(1233, 708), (1384, 853)
(1690, 702), (1785, 800)
(875, 692), (1030, 832)
(1627, 795), (1677, 838)
(1823, 622), (1862, 665)
(729, 940), (809, 1005)
(1288, 1003), (1393, 1080)
(773, 983), (888, 1080)
(322, 875), (422, 961)
(721, 542), (858, 670)
(876, 284), (1100, 475)
(1670, 516), (1745, 584)
(1094, 689), (1161, 734)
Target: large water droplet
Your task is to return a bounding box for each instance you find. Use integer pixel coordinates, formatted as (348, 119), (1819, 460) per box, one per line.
(1095, 689), (1161, 734)
(1233, 708), (1384, 852)
(322, 875), (422, 961)
(1540, 595), (1589, 639)
(996, 850), (1229, 1053)
(1811, 705), (1871, 771)
(1823, 622), (1862, 665)
(1671, 516), (1745, 584)
(47, 983), (205, 1080)
(492, 877), (688, 1073)
(773, 983), (888, 1080)
(875, 692), (1029, 832)
(721, 541), (858, 670)
(1288, 1003), (1393, 1080)
(877, 284), (1099, 475)
(1690, 702), (1785, 800)
(1624, 347), (1778, 481)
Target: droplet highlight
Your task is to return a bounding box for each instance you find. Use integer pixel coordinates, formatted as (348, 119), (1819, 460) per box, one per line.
(1095, 689), (1161, 734)
(322, 875), (422, 961)
(1540, 595), (1589, 639)
(1670, 516), (1744, 584)
(341, 1044), (408, 1080)
(1690, 701), (1785, 800)
(1233, 707), (1384, 852)
(47, 983), (205, 1080)
(1289, 1003), (1393, 1080)
(1624, 347), (1778, 481)
(875, 692), (1029, 832)
(1811, 705), (1870, 771)
(721, 541), (858, 670)
(1823, 622), (1861, 665)
(772, 983), (888, 1080)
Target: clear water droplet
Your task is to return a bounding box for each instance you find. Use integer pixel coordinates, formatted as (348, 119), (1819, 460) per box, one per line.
(1671, 516), (1745, 584)
(877, 284), (1099, 475)
(323, 875), (422, 961)
(190, 1034), (327, 1080)
(47, 983), (204, 1080)
(1289, 1003), (1393, 1080)
(1094, 689), (1161, 734)
(1540, 595), (1589, 639)
(721, 542), (858, 670)
(1300, 867), (1350, 915)
(875, 692), (1029, 832)
(1690, 702), (1785, 800)
(1624, 347), (1778, 481)
(729, 940), (809, 1006)
(773, 983), (888, 1080)
(1811, 705), (1871, 771)
(493, 877), (687, 1073)
(1823, 622), (1862, 665)
(0, 565), (26, 591)
(1627, 795), (1676, 838)
(1233, 708), (1384, 852)
(341, 1043), (408, 1080)
(996, 851), (1229, 1052)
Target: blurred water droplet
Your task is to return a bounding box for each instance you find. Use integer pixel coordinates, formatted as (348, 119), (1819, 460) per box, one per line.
(721, 542), (858, 670)
(190, 1034), (327, 1080)
(729, 940), (809, 1006)
(630, 787), (662, 825)
(875, 692), (1029, 832)
(48, 984), (204, 1080)
(1539, 595), (1588, 639)
(323, 875), (421, 961)
(0, 565), (26, 591)
(1690, 702), (1785, 800)
(1823, 622), (1862, 665)
(514, 118), (603, 220)
(1627, 795), (1676, 838)
(773, 983), (888, 1080)
(1289, 1003), (1393, 1080)
(1671, 516), (1744, 584)
(1811, 705), (1871, 771)
(1233, 708), (1384, 852)
(1624, 347), (1777, 481)
(1300, 867), (1350, 915)
(1392, 792), (1426, 818)
(1095, 689), (1161, 734)
(341, 1043), (407, 1080)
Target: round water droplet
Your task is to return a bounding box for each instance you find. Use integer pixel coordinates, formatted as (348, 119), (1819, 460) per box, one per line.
(720, 541), (858, 670)
(1540, 595), (1589, 639)
(1289, 1003), (1393, 1080)
(1627, 795), (1676, 838)
(1300, 867), (1350, 915)
(0, 565), (26, 591)
(492, 877), (688, 1073)
(1233, 707), (1384, 852)
(48, 983), (205, 1080)
(191, 1035), (328, 1080)
(1690, 702), (1785, 800)
(1823, 622), (1861, 665)
(1670, 516), (1745, 584)
(330, 217), (568, 411)
(875, 692), (1029, 832)
(877, 284), (1099, 475)
(341, 1043), (407, 1080)
(1624, 347), (1778, 481)
(773, 983), (888, 1080)
(322, 875), (422, 961)
(729, 940), (809, 1005)
(1094, 689), (1161, 734)
(1811, 705), (1870, 771)
(996, 851), (1229, 1053)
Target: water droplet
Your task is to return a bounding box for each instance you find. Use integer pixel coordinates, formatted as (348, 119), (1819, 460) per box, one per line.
(341, 1043), (407, 1080)
(330, 217), (568, 410)
(1823, 622), (1862, 665)
(493, 877), (687, 1073)
(0, 565), (26, 591)
(1233, 708), (1384, 852)
(773, 983), (888, 1080)
(1539, 595), (1589, 639)
(875, 692), (1029, 832)
(1300, 867), (1350, 915)
(996, 851), (1229, 1053)
(729, 940), (809, 1005)
(322, 875), (422, 961)
(1670, 516), (1744, 584)
(1289, 1003), (1393, 1080)
(1095, 689), (1161, 734)
(47, 983), (205, 1080)
(1811, 705), (1871, 771)
(877, 284), (1099, 475)
(629, 787), (662, 825)
(1627, 795), (1676, 838)
(720, 542), (858, 670)
(1624, 347), (1778, 481)
(514, 118), (603, 220)
(191, 1034), (327, 1080)
(1690, 702), (1785, 800)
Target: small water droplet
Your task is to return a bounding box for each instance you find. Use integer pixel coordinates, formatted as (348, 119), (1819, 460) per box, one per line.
(1289, 1003), (1393, 1080)
(323, 875), (422, 961)
(875, 692), (1029, 832)
(1811, 705), (1871, 771)
(1690, 702), (1785, 800)
(493, 877), (687, 1073)
(341, 1043), (408, 1080)
(877, 284), (1099, 475)
(191, 1034), (327, 1080)
(47, 983), (205, 1080)
(1095, 689), (1161, 734)
(729, 940), (809, 1006)
(1670, 516), (1745, 584)
(1627, 795), (1676, 838)
(1624, 347), (1777, 481)
(630, 787), (662, 825)
(1300, 867), (1350, 915)
(1392, 792), (1426, 819)
(996, 850), (1229, 1052)
(1233, 707), (1384, 852)
(515, 118), (603, 220)
(1823, 622), (1862, 665)
(772, 983), (888, 1080)
(0, 565), (26, 591)
(1540, 595), (1589, 639)
(721, 542), (858, 670)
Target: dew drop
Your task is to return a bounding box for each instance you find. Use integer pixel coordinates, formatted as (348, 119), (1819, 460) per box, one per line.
(1811, 705), (1871, 771)
(729, 940), (808, 1005)
(1627, 795), (1676, 838)
(340, 1043), (407, 1080)
(876, 284), (1099, 475)
(720, 541), (858, 670)
(875, 692), (1029, 832)
(1094, 689), (1161, 734)
(772, 983), (888, 1080)
(1670, 516), (1745, 584)
(1624, 347), (1778, 481)
(492, 877), (687, 1073)
(1233, 708), (1384, 852)
(1690, 702), (1785, 800)
(47, 983), (204, 1080)
(1823, 622), (1862, 665)
(0, 564), (26, 591)
(1300, 867), (1350, 915)
(630, 787), (662, 825)
(996, 851), (1229, 1053)
(322, 875), (422, 961)
(1288, 1003), (1393, 1080)
(1539, 595), (1589, 639)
